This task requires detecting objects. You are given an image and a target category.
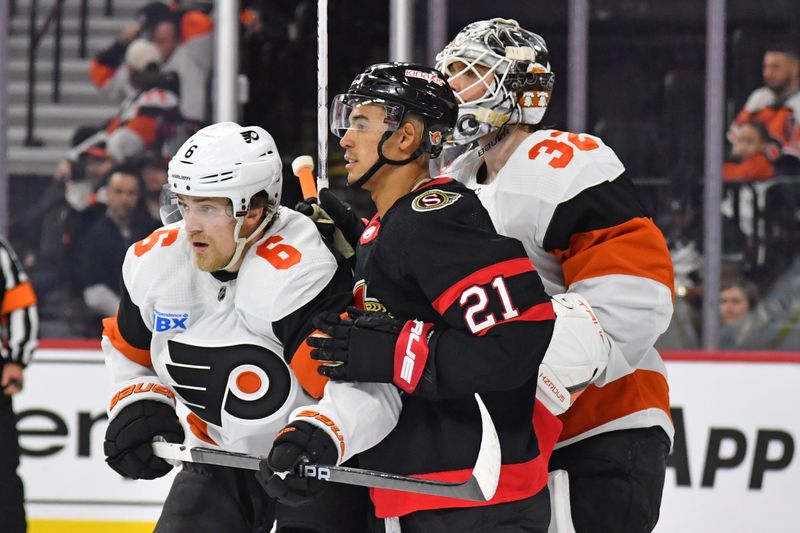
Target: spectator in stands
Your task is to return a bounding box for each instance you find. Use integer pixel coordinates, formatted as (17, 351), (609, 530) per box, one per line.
(75, 165), (159, 334)
(90, 2), (213, 125)
(0, 237), (38, 533)
(20, 130), (115, 337)
(728, 43), (800, 162)
(719, 278), (759, 349)
(740, 257), (800, 350)
(723, 120), (774, 181)
(140, 153), (169, 224)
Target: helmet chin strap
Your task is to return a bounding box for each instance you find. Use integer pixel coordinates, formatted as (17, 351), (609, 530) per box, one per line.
(220, 213), (273, 272)
(349, 132), (425, 189)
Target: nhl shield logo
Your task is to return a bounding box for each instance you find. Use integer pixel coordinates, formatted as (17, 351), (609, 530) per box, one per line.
(411, 189), (462, 212)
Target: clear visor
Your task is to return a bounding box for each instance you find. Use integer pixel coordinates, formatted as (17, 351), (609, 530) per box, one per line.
(329, 94), (405, 138)
(159, 185), (234, 225)
(159, 185), (182, 225)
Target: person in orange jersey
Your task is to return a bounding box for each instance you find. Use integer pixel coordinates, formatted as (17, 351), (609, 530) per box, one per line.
(723, 120), (774, 181)
(435, 18), (674, 533)
(0, 236), (39, 533)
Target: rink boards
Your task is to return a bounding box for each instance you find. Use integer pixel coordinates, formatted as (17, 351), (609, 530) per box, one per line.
(16, 343), (800, 532)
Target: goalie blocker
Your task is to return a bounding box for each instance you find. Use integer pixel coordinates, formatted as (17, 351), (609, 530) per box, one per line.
(535, 293), (613, 416)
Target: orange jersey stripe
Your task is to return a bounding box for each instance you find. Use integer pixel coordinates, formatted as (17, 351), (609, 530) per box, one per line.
(1, 281), (37, 314)
(180, 11), (213, 41)
(289, 333), (330, 399)
(186, 412), (217, 445)
(123, 116), (158, 146)
(557, 369), (671, 442)
(551, 217), (674, 296)
(102, 316), (152, 367)
(89, 59), (117, 88)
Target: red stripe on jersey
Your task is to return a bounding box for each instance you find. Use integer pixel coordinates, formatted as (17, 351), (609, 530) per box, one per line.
(432, 257), (535, 315)
(475, 301), (555, 337)
(370, 399), (561, 518)
(417, 177), (455, 190)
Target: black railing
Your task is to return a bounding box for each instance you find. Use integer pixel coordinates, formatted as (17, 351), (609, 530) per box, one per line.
(23, 0), (117, 146)
(24, 0), (66, 146)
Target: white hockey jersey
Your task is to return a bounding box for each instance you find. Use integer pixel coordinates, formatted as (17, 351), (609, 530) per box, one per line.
(445, 129), (675, 447)
(103, 207), (400, 461)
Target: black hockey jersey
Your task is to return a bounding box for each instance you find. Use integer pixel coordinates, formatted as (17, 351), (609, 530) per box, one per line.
(352, 178), (562, 518)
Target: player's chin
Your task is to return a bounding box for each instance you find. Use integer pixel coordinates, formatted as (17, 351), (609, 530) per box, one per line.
(193, 252), (229, 272)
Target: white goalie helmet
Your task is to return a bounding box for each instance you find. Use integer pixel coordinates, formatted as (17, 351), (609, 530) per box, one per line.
(435, 18), (555, 144)
(163, 122), (283, 270)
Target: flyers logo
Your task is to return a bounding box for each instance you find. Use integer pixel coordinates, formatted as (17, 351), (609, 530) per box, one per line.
(165, 340), (291, 426)
(240, 130), (260, 143)
(411, 189), (462, 212)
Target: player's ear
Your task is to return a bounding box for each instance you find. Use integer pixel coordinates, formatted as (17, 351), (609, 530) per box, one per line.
(397, 119), (423, 156)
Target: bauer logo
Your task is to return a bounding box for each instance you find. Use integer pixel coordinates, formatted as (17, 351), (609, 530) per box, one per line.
(154, 309), (189, 332)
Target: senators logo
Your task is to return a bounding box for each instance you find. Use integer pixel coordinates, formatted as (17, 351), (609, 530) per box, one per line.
(411, 189), (462, 212)
(429, 130), (443, 146)
(353, 279), (388, 313)
(165, 340), (291, 426)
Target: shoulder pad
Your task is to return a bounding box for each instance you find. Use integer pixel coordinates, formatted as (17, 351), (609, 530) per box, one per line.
(236, 208), (338, 321)
(496, 129), (625, 205)
(122, 222), (189, 306)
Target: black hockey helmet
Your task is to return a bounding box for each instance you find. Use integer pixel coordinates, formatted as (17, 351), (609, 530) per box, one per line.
(331, 63), (458, 187)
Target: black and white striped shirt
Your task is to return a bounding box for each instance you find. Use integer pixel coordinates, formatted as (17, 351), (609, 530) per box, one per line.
(0, 237), (38, 366)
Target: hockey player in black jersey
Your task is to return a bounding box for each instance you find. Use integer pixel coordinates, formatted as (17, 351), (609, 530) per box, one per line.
(260, 64), (612, 532)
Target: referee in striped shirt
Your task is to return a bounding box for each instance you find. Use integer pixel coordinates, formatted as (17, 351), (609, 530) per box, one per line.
(0, 236), (38, 533)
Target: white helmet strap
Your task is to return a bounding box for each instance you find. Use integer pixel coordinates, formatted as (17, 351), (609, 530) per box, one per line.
(220, 212), (274, 272)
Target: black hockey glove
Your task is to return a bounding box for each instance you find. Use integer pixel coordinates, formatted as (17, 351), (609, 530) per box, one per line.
(104, 400), (184, 480)
(308, 307), (437, 395)
(256, 421), (338, 507)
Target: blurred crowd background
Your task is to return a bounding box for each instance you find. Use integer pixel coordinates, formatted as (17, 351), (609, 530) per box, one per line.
(4, 0), (800, 350)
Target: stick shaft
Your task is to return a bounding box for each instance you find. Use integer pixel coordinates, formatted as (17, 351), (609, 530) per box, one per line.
(317, 0), (329, 190)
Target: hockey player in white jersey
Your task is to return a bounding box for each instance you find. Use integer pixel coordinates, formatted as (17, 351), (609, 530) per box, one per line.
(101, 122), (399, 532)
(434, 19), (675, 533)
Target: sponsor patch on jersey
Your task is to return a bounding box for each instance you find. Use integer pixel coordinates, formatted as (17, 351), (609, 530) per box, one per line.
(411, 189), (462, 212)
(154, 309), (190, 332)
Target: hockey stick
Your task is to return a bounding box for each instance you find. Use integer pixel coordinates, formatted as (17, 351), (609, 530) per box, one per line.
(153, 393), (501, 502)
(316, 0), (329, 191)
(292, 155), (318, 200)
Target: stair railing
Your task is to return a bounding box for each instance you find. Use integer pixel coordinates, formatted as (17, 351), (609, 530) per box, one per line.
(24, 0), (65, 146)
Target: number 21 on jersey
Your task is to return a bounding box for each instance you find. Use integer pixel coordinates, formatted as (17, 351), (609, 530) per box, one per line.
(460, 276), (519, 334)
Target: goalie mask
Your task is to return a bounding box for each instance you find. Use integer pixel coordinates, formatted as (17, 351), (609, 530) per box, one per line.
(330, 62), (457, 188)
(162, 122), (283, 271)
(435, 18), (554, 145)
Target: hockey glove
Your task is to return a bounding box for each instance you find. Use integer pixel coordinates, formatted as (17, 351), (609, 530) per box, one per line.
(308, 307), (436, 394)
(256, 421), (338, 506)
(104, 400), (185, 479)
(295, 188), (364, 264)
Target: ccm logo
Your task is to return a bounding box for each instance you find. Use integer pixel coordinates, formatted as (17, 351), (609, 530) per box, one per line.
(400, 320), (426, 384)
